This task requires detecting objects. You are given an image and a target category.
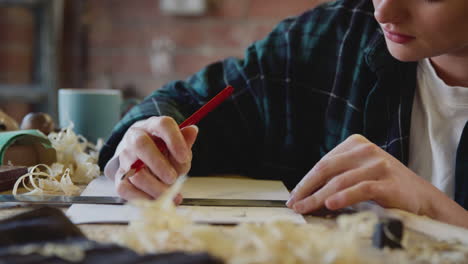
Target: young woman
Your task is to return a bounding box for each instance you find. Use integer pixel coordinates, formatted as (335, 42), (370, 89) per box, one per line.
(99, 0), (468, 227)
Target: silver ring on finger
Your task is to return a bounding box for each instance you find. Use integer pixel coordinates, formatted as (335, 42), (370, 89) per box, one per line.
(121, 168), (137, 181)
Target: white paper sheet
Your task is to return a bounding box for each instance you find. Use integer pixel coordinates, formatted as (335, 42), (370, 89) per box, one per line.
(67, 176), (305, 224)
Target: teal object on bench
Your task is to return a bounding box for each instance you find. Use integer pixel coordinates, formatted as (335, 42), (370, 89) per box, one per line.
(0, 130), (56, 165)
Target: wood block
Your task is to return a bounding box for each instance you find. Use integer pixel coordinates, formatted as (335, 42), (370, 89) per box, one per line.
(0, 166), (28, 192)
(3, 144), (39, 166)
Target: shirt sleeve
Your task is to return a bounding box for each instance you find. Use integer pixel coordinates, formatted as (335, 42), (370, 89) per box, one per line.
(97, 0), (371, 187)
(103, 138), (126, 181)
(98, 16), (300, 178)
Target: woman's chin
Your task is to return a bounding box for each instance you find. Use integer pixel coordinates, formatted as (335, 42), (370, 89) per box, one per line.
(387, 47), (424, 62)
(384, 39), (427, 62)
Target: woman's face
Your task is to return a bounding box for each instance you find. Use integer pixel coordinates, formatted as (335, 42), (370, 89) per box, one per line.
(372, 0), (468, 62)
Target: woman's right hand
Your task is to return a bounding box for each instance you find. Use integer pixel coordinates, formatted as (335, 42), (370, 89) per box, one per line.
(113, 116), (199, 202)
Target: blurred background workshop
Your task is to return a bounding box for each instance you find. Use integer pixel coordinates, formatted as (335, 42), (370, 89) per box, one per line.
(0, 1), (467, 264)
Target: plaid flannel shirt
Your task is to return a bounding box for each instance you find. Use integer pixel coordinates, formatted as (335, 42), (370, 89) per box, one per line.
(99, 0), (468, 209)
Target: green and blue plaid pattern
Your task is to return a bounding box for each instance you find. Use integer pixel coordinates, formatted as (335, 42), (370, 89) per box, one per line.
(99, 0), (468, 209)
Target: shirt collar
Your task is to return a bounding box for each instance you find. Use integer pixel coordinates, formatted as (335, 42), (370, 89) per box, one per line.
(362, 30), (418, 164)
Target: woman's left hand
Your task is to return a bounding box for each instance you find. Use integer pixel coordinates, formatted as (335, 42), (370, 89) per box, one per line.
(287, 134), (445, 218)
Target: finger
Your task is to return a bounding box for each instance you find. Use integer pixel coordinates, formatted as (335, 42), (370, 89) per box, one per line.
(116, 176), (153, 200)
(128, 168), (170, 199)
(128, 127), (178, 184)
(118, 148), (138, 172)
(322, 134), (370, 160)
(324, 180), (382, 210)
(292, 166), (379, 214)
(181, 125), (199, 149)
(289, 135), (368, 200)
(175, 193), (183, 205)
(169, 154), (192, 176)
(118, 166), (184, 204)
(115, 167), (128, 185)
(288, 148), (361, 208)
(288, 139), (381, 208)
(163, 126), (198, 176)
(144, 116), (191, 164)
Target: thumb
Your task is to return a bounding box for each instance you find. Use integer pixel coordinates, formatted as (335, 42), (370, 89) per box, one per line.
(181, 125), (199, 149)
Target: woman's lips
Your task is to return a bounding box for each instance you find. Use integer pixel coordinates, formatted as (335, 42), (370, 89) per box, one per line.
(383, 28), (415, 44)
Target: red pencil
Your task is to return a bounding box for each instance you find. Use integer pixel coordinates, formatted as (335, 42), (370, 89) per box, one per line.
(126, 85), (234, 176)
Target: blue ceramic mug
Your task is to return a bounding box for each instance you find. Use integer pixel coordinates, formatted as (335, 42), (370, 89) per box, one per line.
(58, 89), (125, 143)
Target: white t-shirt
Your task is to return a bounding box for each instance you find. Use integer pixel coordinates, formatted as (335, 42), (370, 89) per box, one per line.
(408, 58), (468, 199)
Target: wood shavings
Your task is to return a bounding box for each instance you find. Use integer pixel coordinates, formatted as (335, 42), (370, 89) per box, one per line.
(116, 177), (378, 264)
(114, 177), (468, 264)
(121, 202), (383, 263)
(12, 164), (80, 195)
(7, 241), (94, 262)
(402, 238), (468, 264)
(47, 125), (101, 184)
(12, 125), (101, 195)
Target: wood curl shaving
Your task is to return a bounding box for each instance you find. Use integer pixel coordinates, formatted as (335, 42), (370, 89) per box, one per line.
(114, 177), (468, 264)
(13, 125), (101, 195)
(13, 164), (80, 195)
(117, 177), (378, 263)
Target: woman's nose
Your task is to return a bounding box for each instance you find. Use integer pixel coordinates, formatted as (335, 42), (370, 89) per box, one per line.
(374, 0), (408, 25)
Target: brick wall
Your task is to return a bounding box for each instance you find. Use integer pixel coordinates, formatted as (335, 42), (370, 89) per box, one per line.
(0, 0), (330, 122)
(0, 7), (34, 121)
(86, 0), (329, 96)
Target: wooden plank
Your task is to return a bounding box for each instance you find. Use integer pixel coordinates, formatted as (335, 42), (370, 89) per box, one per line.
(387, 209), (468, 245)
